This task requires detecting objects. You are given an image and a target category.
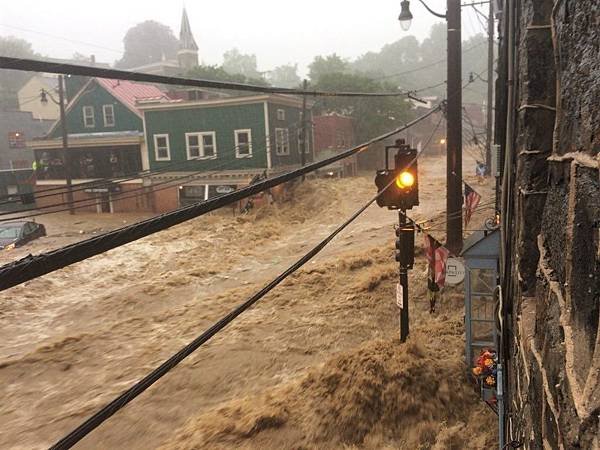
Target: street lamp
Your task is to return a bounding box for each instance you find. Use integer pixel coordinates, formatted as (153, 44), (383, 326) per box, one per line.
(398, 0), (463, 253)
(398, 1), (413, 31)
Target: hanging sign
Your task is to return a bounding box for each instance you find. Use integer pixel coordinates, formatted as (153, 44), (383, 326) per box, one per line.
(445, 257), (466, 285)
(215, 185), (235, 194)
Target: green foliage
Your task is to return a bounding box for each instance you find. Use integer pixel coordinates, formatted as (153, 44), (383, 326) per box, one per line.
(222, 48), (262, 80)
(350, 23), (488, 103)
(0, 36), (37, 108)
(308, 54), (349, 83)
(116, 21), (179, 69)
(186, 64), (270, 94)
(312, 72), (411, 143)
(269, 64), (302, 88)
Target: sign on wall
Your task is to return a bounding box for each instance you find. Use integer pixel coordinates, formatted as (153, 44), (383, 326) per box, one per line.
(445, 257), (466, 285)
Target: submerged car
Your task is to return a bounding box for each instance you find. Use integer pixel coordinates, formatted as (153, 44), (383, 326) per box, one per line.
(0, 221), (46, 249)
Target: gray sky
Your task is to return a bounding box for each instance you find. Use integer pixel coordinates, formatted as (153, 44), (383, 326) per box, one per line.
(0, 1), (487, 75)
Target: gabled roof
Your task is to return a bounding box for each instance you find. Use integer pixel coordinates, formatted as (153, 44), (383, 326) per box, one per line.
(95, 78), (167, 116)
(461, 228), (499, 257)
(44, 78), (168, 138)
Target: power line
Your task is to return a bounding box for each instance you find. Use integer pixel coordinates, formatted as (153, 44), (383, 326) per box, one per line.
(0, 57), (413, 98)
(0, 23), (125, 56)
(372, 41), (488, 82)
(0, 116), (324, 207)
(0, 119), (309, 214)
(0, 106), (442, 292)
(48, 111), (444, 450)
(48, 169), (386, 450)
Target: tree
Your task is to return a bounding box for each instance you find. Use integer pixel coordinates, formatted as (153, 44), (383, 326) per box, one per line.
(222, 48), (262, 80)
(313, 72), (411, 141)
(308, 54), (348, 83)
(116, 21), (179, 68)
(269, 64), (301, 88)
(312, 72), (412, 168)
(186, 64), (269, 96)
(0, 36), (36, 108)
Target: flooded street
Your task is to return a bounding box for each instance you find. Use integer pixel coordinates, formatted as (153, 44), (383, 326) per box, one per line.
(0, 153), (497, 449)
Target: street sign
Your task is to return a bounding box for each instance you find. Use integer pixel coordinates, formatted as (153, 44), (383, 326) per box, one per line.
(396, 282), (403, 308)
(445, 257), (465, 285)
(216, 185), (235, 194)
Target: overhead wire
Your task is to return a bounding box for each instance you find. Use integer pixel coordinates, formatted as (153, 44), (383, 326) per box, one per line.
(0, 117), (315, 214)
(0, 56), (414, 98)
(0, 106), (442, 292)
(48, 109), (444, 450)
(371, 40), (488, 82)
(0, 111), (344, 210)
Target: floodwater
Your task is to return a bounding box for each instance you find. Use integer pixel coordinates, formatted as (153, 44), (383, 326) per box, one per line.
(0, 152), (497, 449)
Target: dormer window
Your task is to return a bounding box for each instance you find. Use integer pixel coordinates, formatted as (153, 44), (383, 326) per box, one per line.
(83, 106), (95, 128)
(103, 104), (115, 127)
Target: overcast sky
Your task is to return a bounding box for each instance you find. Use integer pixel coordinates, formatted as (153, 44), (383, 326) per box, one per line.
(0, 1), (487, 75)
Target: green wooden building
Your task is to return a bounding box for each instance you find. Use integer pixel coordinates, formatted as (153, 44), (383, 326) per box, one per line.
(30, 78), (166, 213)
(139, 94), (313, 209)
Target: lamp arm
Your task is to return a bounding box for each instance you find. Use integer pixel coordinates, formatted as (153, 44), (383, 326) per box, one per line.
(417, 0), (447, 19)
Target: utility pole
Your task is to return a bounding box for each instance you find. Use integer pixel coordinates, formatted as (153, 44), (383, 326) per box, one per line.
(446, 0), (463, 253)
(300, 79), (308, 180)
(485, 0), (494, 176)
(58, 75), (75, 215)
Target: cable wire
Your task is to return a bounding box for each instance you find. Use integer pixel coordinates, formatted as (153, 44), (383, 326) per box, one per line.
(0, 57), (412, 98)
(0, 106), (442, 292)
(47, 110), (444, 450)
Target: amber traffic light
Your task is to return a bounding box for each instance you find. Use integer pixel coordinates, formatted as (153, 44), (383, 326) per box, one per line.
(375, 144), (419, 210)
(396, 171), (415, 189)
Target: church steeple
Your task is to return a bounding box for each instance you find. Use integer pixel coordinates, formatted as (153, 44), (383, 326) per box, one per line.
(178, 8), (199, 69)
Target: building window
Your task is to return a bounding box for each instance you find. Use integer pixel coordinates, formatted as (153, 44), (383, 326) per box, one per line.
(277, 109), (285, 121)
(235, 129), (252, 158)
(275, 128), (290, 156)
(153, 134), (171, 161)
(186, 132), (217, 160)
(102, 104), (115, 127)
(83, 106), (95, 128)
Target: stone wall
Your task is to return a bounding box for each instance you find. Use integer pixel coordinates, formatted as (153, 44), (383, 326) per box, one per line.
(507, 0), (599, 447)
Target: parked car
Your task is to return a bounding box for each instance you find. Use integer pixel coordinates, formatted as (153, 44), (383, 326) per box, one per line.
(0, 221), (46, 249)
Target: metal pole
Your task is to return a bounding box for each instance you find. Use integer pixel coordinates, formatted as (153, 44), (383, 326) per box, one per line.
(300, 79), (307, 180)
(446, 0), (463, 253)
(485, 0), (494, 175)
(58, 75), (74, 215)
(399, 210), (409, 342)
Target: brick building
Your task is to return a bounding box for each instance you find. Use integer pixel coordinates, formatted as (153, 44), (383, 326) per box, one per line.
(312, 113), (357, 176)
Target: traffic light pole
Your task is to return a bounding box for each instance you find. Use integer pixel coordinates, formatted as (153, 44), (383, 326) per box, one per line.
(398, 210), (410, 342)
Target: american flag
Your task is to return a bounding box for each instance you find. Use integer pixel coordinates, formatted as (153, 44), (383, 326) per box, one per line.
(423, 234), (450, 289)
(464, 182), (482, 228)
(434, 246), (450, 288)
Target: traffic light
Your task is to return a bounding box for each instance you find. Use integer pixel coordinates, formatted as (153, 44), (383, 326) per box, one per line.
(374, 140), (419, 210)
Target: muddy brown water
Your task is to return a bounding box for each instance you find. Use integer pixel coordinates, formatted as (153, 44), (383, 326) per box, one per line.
(0, 152), (497, 449)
